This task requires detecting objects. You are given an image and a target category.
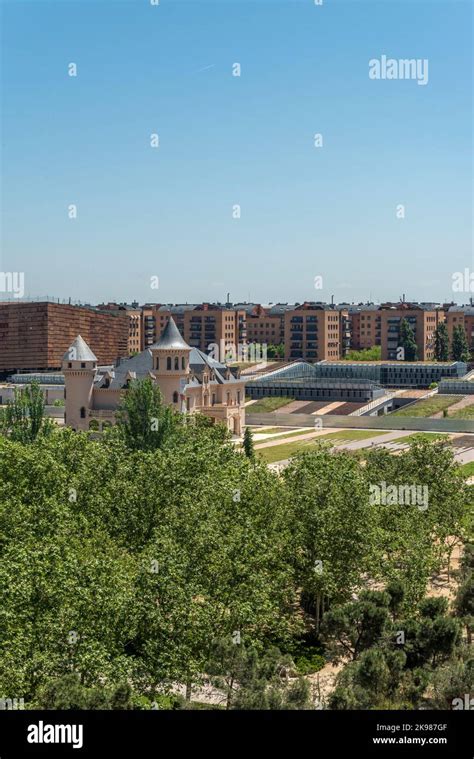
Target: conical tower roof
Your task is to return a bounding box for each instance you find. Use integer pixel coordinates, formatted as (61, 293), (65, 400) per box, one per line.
(151, 317), (190, 350)
(62, 335), (97, 362)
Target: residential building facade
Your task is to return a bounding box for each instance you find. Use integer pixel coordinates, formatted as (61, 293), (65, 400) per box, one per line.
(380, 303), (445, 361)
(284, 303), (344, 362)
(446, 306), (474, 353)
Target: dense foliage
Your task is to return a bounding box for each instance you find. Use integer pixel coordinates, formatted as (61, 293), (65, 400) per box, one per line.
(0, 382), (472, 709)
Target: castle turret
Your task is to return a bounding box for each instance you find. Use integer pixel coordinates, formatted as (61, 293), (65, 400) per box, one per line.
(150, 317), (191, 407)
(62, 335), (97, 430)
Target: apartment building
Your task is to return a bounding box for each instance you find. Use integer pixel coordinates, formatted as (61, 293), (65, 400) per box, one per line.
(380, 303), (445, 361)
(97, 302), (142, 355)
(284, 302), (343, 361)
(348, 305), (382, 350)
(236, 303), (288, 346)
(446, 306), (474, 352)
(127, 308), (142, 354)
(183, 304), (244, 354)
(0, 301), (129, 376)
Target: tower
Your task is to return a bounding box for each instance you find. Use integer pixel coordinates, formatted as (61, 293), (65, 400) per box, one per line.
(150, 317), (191, 407)
(62, 335), (97, 430)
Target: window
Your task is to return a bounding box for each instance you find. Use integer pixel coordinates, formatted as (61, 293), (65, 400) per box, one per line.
(181, 356), (185, 370)
(156, 357), (159, 370)
(186, 397), (190, 411)
(81, 363), (86, 368)
(174, 357), (179, 370)
(80, 407), (86, 419)
(173, 391), (179, 403)
(68, 362), (72, 368)
(167, 357), (172, 370)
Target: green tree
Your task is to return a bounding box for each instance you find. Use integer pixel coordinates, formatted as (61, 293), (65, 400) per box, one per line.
(434, 322), (449, 362)
(242, 426), (255, 459)
(454, 554), (474, 645)
(266, 344), (284, 360)
(2, 381), (53, 443)
(116, 377), (180, 451)
(364, 440), (467, 606)
(430, 656), (474, 709)
(399, 318), (418, 361)
(451, 324), (470, 362)
(321, 591), (391, 662)
(284, 447), (375, 630)
(33, 675), (139, 710)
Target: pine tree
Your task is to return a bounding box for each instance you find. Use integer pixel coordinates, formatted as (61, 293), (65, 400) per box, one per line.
(434, 322), (449, 362)
(451, 325), (470, 363)
(399, 319), (418, 361)
(243, 426), (255, 459)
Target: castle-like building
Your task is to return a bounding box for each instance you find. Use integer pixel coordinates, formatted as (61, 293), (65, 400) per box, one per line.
(62, 317), (245, 435)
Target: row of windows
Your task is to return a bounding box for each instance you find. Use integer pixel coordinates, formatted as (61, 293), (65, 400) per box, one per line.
(157, 356), (187, 371)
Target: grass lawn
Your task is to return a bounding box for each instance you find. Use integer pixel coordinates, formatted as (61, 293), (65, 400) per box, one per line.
(402, 432), (450, 445)
(255, 426), (294, 434)
(248, 396), (293, 413)
(392, 396), (459, 418)
(449, 405), (474, 420)
(319, 430), (387, 443)
(255, 428), (313, 441)
(258, 430), (387, 463)
(258, 439), (315, 463)
(461, 461), (474, 477)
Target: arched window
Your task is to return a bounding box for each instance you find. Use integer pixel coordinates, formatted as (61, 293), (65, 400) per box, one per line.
(173, 391), (179, 403)
(80, 407), (86, 419)
(156, 357), (159, 370)
(174, 357), (179, 370)
(167, 357), (172, 371)
(181, 356), (185, 370)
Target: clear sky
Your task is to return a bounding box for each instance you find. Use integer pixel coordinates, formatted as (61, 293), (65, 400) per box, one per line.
(1, 0), (472, 305)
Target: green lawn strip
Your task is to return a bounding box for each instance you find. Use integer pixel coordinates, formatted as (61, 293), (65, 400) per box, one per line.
(248, 396), (294, 413)
(255, 429), (314, 443)
(258, 430), (388, 463)
(460, 461), (474, 477)
(258, 439), (315, 463)
(254, 426), (298, 434)
(319, 430), (388, 443)
(402, 432), (450, 445)
(391, 395), (459, 418)
(449, 405), (474, 420)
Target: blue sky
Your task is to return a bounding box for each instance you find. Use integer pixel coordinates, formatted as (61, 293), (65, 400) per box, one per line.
(1, 0), (472, 305)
